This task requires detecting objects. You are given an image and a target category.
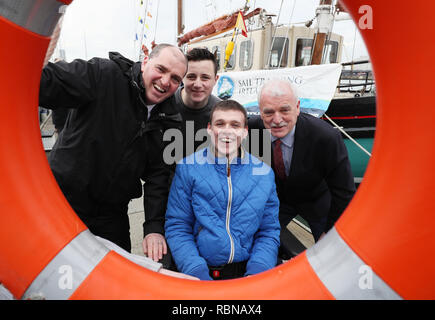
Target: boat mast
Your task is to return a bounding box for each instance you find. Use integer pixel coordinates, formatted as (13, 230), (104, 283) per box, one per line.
(177, 0), (184, 37)
(311, 0), (334, 65)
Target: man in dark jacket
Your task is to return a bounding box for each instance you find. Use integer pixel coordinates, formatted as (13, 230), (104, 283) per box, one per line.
(249, 79), (355, 246)
(39, 44), (187, 256)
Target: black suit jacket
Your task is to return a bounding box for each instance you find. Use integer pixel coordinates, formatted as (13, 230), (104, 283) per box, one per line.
(248, 113), (356, 231)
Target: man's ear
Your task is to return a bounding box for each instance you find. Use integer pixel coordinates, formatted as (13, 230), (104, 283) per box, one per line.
(141, 56), (149, 72)
(296, 100), (301, 115)
(242, 126), (248, 140)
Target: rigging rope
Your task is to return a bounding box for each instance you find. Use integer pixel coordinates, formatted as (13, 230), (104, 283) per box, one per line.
(266, 0), (284, 68)
(248, 0), (256, 41)
(278, 0), (297, 68)
(137, 0), (148, 58)
(39, 110), (53, 131)
(351, 24), (357, 64)
(153, 0), (160, 44)
(323, 113), (372, 157)
(321, 4), (336, 64)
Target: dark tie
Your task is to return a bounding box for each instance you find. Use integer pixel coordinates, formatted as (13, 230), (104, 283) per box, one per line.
(273, 139), (286, 181)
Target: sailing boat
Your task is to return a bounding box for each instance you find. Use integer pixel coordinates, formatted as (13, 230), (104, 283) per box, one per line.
(176, 0), (375, 187)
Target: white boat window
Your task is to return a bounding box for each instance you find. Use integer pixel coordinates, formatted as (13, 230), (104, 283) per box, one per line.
(295, 39), (339, 66)
(268, 37), (289, 68)
(325, 41), (338, 64)
(239, 40), (254, 70)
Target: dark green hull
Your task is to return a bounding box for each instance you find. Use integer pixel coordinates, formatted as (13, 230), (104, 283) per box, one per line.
(325, 95), (376, 186)
(344, 137), (373, 182)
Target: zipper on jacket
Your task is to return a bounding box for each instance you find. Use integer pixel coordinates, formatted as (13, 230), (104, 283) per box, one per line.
(105, 121), (145, 193)
(225, 159), (235, 264)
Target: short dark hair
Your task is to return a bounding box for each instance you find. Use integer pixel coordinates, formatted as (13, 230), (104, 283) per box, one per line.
(186, 47), (219, 75)
(210, 100), (248, 126)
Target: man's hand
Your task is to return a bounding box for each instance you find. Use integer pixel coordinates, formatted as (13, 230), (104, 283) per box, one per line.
(143, 233), (167, 262)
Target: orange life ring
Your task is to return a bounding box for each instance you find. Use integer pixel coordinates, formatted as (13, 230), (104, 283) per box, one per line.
(0, 0), (434, 299)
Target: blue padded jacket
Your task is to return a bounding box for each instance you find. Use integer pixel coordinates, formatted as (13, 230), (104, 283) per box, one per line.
(165, 147), (280, 280)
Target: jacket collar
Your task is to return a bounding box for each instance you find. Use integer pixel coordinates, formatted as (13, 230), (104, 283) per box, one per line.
(205, 145), (249, 165)
(109, 51), (135, 73)
(109, 52), (182, 123)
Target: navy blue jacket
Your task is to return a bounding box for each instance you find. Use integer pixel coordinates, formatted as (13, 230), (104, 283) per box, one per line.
(248, 113), (355, 230)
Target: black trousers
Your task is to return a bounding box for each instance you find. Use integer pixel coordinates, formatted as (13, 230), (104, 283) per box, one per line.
(79, 206), (132, 253)
(209, 261), (248, 280)
(87, 212), (179, 268)
(279, 202), (327, 243)
(159, 246), (178, 271)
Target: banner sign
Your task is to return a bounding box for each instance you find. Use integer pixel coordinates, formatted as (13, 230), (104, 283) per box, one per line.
(212, 63), (343, 117)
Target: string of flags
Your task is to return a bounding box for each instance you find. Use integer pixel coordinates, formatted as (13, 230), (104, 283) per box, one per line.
(135, 0), (158, 58)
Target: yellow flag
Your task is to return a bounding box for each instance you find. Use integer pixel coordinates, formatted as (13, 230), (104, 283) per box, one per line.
(224, 40), (235, 69)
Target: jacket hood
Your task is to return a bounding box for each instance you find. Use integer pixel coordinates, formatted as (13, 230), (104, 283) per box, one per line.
(109, 51), (143, 85)
(109, 52), (145, 106)
(108, 52), (136, 74)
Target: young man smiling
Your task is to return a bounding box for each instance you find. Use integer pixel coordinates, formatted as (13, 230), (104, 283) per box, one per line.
(165, 100), (280, 280)
(173, 48), (221, 159)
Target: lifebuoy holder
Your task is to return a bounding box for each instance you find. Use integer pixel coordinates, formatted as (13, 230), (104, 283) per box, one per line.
(0, 0), (434, 299)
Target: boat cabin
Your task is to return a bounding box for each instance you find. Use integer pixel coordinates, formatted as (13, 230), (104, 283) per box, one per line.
(184, 12), (344, 73)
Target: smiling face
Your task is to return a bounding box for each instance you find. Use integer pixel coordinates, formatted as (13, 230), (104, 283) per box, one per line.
(141, 46), (187, 104)
(181, 59), (219, 108)
(207, 109), (248, 160)
(259, 81), (300, 138)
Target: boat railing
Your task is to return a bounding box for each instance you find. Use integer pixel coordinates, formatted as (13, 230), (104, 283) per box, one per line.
(341, 59), (371, 66)
(338, 59), (374, 94)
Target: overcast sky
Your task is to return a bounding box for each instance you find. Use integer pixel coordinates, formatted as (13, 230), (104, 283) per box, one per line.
(56, 0), (369, 63)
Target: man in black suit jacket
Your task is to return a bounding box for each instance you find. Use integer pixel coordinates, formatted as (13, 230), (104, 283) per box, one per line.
(248, 80), (355, 244)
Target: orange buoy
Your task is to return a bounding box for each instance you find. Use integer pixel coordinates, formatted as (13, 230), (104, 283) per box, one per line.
(0, 0), (434, 299)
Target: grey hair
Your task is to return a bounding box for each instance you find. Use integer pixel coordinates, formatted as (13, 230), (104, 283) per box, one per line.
(257, 79), (299, 105)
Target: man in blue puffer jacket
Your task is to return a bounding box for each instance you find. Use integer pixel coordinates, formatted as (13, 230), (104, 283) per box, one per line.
(165, 100), (280, 280)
